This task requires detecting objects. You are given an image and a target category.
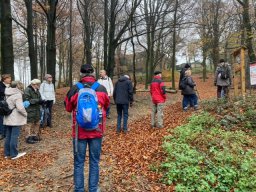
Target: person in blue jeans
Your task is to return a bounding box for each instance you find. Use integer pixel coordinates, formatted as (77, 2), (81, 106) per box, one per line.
(113, 75), (133, 133)
(65, 64), (109, 192)
(0, 74), (12, 140)
(181, 69), (198, 111)
(4, 81), (27, 159)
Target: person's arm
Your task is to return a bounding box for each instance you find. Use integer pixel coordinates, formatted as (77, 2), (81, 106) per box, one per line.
(160, 81), (166, 100)
(128, 81), (134, 103)
(109, 78), (114, 97)
(113, 82), (117, 103)
(15, 97), (27, 117)
(64, 85), (78, 112)
(39, 83), (46, 100)
(24, 88), (40, 104)
(187, 77), (196, 87)
(214, 68), (218, 85)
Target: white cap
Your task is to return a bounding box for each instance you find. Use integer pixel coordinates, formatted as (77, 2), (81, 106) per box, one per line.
(31, 79), (41, 85)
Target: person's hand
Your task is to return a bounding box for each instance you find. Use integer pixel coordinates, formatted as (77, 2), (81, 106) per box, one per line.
(214, 82), (217, 86)
(23, 101), (30, 108)
(53, 100), (56, 104)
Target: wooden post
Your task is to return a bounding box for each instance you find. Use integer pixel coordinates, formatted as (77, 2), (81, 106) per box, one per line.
(240, 47), (246, 97)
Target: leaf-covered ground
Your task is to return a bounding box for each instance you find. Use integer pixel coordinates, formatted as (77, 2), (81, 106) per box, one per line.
(0, 75), (216, 192)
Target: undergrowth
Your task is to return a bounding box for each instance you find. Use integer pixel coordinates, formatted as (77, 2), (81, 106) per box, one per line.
(160, 112), (256, 192)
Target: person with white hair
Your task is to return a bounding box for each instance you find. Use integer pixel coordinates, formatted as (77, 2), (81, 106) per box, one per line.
(98, 70), (113, 119)
(39, 74), (55, 128)
(23, 79), (42, 144)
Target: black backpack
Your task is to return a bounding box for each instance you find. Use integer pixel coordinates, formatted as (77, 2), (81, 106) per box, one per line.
(0, 99), (14, 116)
(180, 77), (187, 90)
(219, 65), (230, 80)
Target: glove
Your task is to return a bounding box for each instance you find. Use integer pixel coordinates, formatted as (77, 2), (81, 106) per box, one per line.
(23, 101), (30, 108)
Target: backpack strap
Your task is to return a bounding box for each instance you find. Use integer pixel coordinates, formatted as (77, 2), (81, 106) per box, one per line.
(91, 82), (100, 91)
(76, 82), (84, 90)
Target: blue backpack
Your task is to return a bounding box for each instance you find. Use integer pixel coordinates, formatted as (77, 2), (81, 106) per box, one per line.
(76, 82), (101, 130)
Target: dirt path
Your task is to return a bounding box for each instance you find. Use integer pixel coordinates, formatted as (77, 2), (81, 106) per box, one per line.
(0, 75), (216, 192)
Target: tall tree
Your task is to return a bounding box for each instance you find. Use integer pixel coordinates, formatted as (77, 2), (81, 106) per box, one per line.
(36, 0), (59, 84)
(0, 0), (14, 78)
(237, 0), (256, 62)
(24, 0), (38, 79)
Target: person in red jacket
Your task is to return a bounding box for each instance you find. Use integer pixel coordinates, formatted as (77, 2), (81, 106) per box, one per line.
(65, 64), (109, 192)
(150, 71), (166, 128)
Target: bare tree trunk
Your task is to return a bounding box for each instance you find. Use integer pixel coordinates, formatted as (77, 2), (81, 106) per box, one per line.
(171, 0), (178, 89)
(25, 0), (38, 79)
(104, 0), (109, 70)
(69, 0), (73, 87)
(0, 0), (14, 78)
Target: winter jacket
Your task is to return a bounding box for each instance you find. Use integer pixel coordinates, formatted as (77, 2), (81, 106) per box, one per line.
(0, 82), (7, 101)
(4, 88), (27, 126)
(113, 76), (133, 105)
(214, 62), (232, 87)
(150, 76), (166, 104)
(98, 76), (114, 97)
(39, 81), (56, 103)
(24, 85), (42, 123)
(179, 67), (190, 90)
(65, 76), (110, 139)
(181, 76), (196, 95)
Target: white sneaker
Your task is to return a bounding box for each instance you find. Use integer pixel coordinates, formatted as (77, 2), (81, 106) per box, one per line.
(11, 152), (26, 160)
(4, 156), (8, 159)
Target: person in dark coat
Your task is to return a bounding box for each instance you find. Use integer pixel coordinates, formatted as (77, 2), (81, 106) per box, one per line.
(214, 59), (232, 99)
(113, 75), (133, 133)
(179, 63), (191, 90)
(24, 79), (42, 144)
(181, 69), (198, 111)
(0, 74), (12, 140)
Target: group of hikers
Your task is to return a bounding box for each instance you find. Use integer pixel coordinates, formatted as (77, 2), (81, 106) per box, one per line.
(0, 74), (56, 159)
(0, 59), (232, 192)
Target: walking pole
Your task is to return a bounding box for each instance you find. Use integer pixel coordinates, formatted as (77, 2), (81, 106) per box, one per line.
(195, 86), (201, 100)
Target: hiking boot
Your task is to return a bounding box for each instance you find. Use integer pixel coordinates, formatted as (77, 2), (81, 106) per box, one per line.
(107, 115), (110, 119)
(0, 134), (5, 140)
(151, 123), (156, 128)
(26, 136), (37, 144)
(183, 107), (188, 112)
(32, 136), (41, 141)
(11, 152), (26, 160)
(158, 125), (163, 128)
(194, 105), (199, 110)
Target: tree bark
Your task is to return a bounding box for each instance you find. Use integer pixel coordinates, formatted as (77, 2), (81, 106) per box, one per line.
(24, 0), (38, 79)
(0, 0), (14, 78)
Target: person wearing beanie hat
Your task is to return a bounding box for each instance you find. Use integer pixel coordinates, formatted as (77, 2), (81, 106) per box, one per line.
(23, 79), (43, 144)
(65, 64), (110, 192)
(39, 74), (56, 128)
(150, 71), (166, 128)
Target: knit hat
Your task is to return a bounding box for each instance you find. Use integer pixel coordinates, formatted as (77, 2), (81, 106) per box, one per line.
(44, 74), (52, 80)
(80, 64), (94, 74)
(31, 79), (41, 85)
(184, 63), (191, 69)
(154, 71), (162, 75)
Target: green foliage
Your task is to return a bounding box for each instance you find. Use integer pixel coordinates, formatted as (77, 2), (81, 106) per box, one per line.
(161, 112), (256, 192)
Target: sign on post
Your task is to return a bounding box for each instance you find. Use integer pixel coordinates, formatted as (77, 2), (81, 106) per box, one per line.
(250, 63), (256, 85)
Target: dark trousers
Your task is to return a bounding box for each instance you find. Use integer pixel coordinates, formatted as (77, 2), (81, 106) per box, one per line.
(116, 104), (129, 132)
(217, 86), (229, 99)
(46, 100), (53, 126)
(0, 115), (6, 137)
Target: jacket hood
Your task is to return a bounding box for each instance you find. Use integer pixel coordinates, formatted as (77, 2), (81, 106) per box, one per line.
(119, 76), (128, 82)
(5, 88), (23, 96)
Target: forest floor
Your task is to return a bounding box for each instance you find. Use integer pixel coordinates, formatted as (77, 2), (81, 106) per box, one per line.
(0, 75), (216, 192)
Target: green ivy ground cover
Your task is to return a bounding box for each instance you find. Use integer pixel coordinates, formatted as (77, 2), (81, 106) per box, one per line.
(161, 111), (256, 192)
